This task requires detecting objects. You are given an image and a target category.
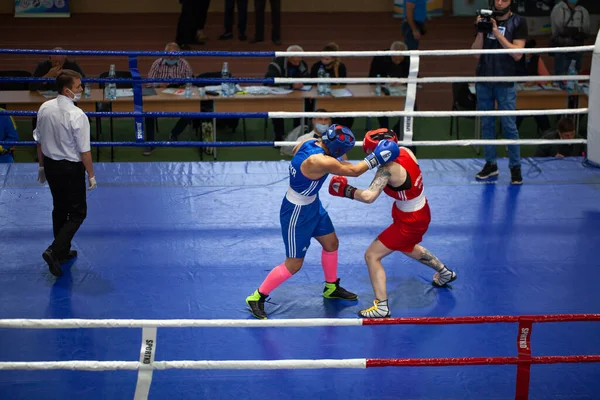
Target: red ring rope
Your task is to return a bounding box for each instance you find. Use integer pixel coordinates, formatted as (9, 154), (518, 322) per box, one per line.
(361, 313), (600, 325)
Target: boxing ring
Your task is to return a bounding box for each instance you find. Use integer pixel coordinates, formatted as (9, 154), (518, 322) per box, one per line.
(1, 35), (600, 400)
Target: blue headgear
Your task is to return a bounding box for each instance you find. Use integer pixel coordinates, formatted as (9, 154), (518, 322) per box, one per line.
(321, 124), (355, 158)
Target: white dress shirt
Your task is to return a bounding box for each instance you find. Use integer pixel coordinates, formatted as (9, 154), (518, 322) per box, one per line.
(33, 95), (91, 162)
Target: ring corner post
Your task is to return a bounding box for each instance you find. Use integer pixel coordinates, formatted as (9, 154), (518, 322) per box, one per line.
(586, 30), (600, 165)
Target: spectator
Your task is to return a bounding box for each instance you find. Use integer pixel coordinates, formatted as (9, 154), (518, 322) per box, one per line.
(310, 43), (352, 129)
(219, 0), (248, 41)
(30, 47), (85, 92)
(250, 0), (281, 45)
(550, 0), (590, 76)
(176, 0), (211, 49)
(280, 109), (333, 157)
(265, 45), (309, 141)
(0, 108), (18, 163)
(402, 0), (427, 50)
(144, 43), (194, 156)
(368, 41), (410, 134)
(534, 117), (585, 158)
(310, 42), (347, 80)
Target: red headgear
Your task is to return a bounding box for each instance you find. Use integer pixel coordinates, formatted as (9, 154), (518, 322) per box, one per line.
(362, 128), (398, 154)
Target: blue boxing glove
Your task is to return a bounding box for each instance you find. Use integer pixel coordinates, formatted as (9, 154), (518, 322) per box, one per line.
(363, 139), (400, 170)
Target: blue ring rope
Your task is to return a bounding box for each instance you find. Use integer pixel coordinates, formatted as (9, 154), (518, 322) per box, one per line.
(0, 141), (275, 148)
(0, 77), (273, 84)
(2, 111), (269, 118)
(0, 49), (276, 57)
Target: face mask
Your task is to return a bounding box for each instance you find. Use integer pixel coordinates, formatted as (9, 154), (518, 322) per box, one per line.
(494, 6), (510, 15)
(494, 1), (511, 15)
(315, 123), (329, 134)
(164, 59), (178, 66)
(567, 0), (578, 5)
(67, 89), (81, 102)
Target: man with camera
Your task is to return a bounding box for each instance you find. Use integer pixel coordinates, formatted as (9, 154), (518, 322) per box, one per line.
(471, 0), (528, 185)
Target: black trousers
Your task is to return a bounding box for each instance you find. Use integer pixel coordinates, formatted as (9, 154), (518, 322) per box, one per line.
(254, 0), (280, 41)
(224, 0), (248, 35)
(43, 156), (87, 259)
(176, 0), (211, 45)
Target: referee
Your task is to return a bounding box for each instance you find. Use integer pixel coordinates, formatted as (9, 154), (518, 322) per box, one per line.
(34, 69), (97, 277)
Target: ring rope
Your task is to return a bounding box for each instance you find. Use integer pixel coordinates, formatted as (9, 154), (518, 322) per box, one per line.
(0, 108), (587, 119)
(1, 314), (598, 328)
(0, 74), (589, 84)
(0, 45), (592, 57)
(0, 139), (588, 149)
(1, 356), (599, 371)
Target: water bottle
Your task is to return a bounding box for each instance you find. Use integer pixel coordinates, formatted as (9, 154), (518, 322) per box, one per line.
(566, 60), (577, 93)
(221, 62), (230, 97)
(317, 66), (326, 96)
(184, 76), (192, 98)
(325, 73), (332, 95)
(375, 74), (382, 96)
(105, 64), (117, 100)
(84, 82), (91, 99)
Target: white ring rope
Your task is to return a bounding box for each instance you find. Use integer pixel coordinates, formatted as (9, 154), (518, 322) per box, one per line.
(275, 75), (590, 84)
(277, 45), (594, 58)
(268, 108), (587, 119)
(0, 318), (364, 328)
(0, 359), (368, 371)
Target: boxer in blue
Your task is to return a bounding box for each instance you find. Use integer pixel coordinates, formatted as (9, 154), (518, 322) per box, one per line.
(246, 124), (399, 319)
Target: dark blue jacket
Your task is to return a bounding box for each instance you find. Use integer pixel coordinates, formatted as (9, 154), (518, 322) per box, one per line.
(476, 14), (526, 80)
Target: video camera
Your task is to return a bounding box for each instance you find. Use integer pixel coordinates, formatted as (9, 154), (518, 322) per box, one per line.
(475, 9), (503, 34)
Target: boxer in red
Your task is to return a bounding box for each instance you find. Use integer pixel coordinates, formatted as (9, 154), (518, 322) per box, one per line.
(328, 128), (457, 318)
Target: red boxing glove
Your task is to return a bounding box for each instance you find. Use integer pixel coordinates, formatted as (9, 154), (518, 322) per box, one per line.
(329, 176), (356, 199)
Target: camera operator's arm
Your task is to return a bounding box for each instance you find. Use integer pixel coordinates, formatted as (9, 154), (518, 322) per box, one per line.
(491, 19), (527, 61)
(471, 17), (485, 60)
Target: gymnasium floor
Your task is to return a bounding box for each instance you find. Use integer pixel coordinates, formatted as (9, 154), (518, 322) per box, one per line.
(0, 157), (599, 399)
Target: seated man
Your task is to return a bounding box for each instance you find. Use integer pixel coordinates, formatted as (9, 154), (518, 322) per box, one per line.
(534, 117), (585, 158)
(144, 42), (194, 156)
(280, 108), (334, 157)
(265, 45), (310, 141)
(30, 47), (85, 92)
(368, 41), (410, 134)
(0, 109), (19, 163)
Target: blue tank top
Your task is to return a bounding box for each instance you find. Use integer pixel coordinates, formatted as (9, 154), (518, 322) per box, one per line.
(288, 140), (328, 196)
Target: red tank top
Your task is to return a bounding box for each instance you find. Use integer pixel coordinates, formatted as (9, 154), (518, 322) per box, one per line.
(383, 147), (424, 201)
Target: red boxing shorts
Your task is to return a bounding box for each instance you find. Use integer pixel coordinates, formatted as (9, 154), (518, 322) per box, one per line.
(377, 201), (431, 253)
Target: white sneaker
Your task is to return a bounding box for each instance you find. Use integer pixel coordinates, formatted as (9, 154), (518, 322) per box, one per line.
(358, 300), (390, 318)
(433, 268), (457, 287)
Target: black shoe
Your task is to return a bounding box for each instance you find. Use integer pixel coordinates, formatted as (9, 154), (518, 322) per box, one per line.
(272, 39), (282, 45)
(239, 33), (247, 41)
(510, 166), (523, 185)
(59, 250), (77, 264)
(219, 32), (233, 40)
(249, 37), (264, 44)
(246, 289), (268, 319)
(323, 278), (358, 300)
(43, 249), (62, 277)
(476, 162), (499, 180)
